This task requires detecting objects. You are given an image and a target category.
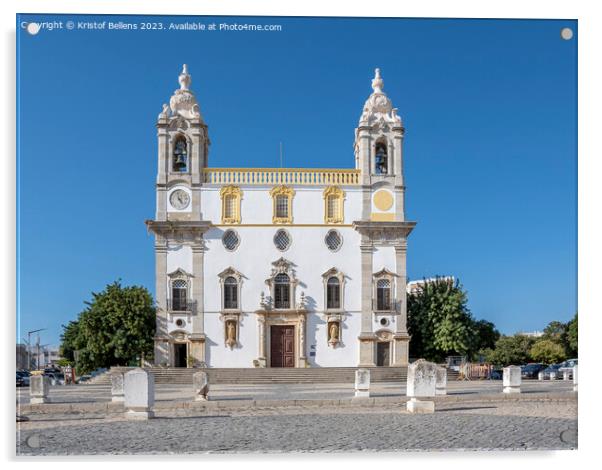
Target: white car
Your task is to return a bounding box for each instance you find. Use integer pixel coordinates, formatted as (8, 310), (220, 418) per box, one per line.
(558, 358), (578, 378)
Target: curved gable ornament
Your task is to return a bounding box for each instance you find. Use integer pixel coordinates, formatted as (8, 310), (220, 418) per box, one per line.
(168, 268), (193, 280)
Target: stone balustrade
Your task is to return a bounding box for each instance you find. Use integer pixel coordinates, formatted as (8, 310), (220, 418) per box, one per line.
(203, 168), (361, 186)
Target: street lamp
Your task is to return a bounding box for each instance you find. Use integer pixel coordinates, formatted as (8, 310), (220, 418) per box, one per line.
(26, 328), (46, 371)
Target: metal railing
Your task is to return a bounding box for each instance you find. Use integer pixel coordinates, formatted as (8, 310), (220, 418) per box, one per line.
(166, 299), (197, 313)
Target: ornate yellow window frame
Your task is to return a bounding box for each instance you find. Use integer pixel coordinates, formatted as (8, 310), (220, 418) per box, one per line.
(323, 186), (345, 224)
(220, 185), (242, 224)
(270, 185), (295, 224)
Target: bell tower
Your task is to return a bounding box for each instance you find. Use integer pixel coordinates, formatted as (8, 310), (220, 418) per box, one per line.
(353, 68), (415, 367)
(147, 65), (212, 367)
(354, 68), (405, 222)
(155, 64), (210, 221)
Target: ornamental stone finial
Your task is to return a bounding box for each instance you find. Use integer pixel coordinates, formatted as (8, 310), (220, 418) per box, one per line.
(178, 64), (191, 91)
(371, 68), (384, 94)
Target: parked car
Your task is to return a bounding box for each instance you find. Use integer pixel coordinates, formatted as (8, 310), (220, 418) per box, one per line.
(521, 363), (546, 379)
(44, 372), (65, 385)
(558, 358), (578, 378)
(16, 370), (30, 387)
(542, 364), (562, 379)
(489, 367), (503, 380)
(77, 374), (92, 383)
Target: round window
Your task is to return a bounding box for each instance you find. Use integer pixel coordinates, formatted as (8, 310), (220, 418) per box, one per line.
(380, 318), (389, 326)
(175, 319), (185, 327)
(325, 230), (343, 251)
(222, 230), (240, 251)
(273, 229), (291, 251)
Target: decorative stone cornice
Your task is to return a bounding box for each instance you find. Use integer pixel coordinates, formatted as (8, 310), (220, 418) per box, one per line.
(353, 220), (416, 242)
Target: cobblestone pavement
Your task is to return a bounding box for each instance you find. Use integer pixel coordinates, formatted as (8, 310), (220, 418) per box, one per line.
(16, 399), (577, 455)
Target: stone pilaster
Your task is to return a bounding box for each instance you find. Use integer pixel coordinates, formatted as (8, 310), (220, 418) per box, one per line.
(299, 315), (307, 367)
(359, 241), (376, 366)
(257, 315), (267, 367)
(154, 241), (169, 365)
(189, 242), (206, 366)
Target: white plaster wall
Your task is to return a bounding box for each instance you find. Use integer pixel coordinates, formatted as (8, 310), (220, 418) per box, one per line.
(203, 226), (362, 313)
(200, 185), (363, 224)
(307, 312), (361, 367)
(372, 245), (396, 274)
(204, 312), (259, 368)
(202, 225), (363, 367)
(166, 244), (193, 274)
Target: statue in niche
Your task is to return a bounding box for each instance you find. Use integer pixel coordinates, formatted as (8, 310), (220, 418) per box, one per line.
(226, 320), (237, 348)
(328, 322), (340, 345)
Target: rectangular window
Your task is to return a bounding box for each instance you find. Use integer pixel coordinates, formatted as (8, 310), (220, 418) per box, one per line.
(376, 287), (391, 311)
(274, 284), (290, 309)
(276, 195), (289, 218)
(327, 196), (339, 219)
(224, 284), (238, 309)
(172, 287), (187, 311)
(224, 195), (235, 219)
(327, 284), (340, 309)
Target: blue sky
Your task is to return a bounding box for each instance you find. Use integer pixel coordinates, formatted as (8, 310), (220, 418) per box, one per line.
(16, 15), (577, 346)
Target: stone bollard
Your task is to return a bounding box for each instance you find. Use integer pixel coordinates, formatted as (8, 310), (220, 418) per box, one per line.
(354, 369), (370, 398)
(538, 371), (544, 381)
(29, 375), (50, 404)
(406, 359), (437, 413)
(124, 368), (155, 419)
(435, 366), (447, 396)
(111, 372), (125, 403)
(573, 365), (578, 392)
(549, 371), (557, 381)
(503, 366), (521, 393)
(193, 371), (209, 401)
(563, 370), (570, 381)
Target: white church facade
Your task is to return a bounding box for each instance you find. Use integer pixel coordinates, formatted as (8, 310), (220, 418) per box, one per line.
(146, 65), (416, 368)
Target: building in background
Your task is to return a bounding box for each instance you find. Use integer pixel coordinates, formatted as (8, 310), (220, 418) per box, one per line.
(147, 66), (416, 368)
(16, 344), (29, 370)
(406, 276), (455, 295)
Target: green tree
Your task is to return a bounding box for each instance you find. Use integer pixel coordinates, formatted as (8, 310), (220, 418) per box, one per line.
(530, 339), (567, 364)
(472, 319), (500, 354)
(484, 334), (536, 366)
(407, 277), (477, 362)
(60, 280), (156, 374)
(566, 312), (578, 357)
(59, 319), (84, 363)
(542, 320), (568, 344)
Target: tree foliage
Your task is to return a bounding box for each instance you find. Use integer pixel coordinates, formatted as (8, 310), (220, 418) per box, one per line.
(529, 339), (566, 364)
(407, 277), (477, 362)
(566, 312), (578, 357)
(472, 319), (500, 353)
(484, 335), (536, 366)
(60, 281), (156, 374)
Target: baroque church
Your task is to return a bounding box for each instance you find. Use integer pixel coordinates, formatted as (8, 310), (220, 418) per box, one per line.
(146, 65), (416, 368)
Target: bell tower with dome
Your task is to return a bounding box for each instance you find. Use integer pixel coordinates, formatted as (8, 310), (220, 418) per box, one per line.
(147, 65), (212, 367)
(352, 68), (415, 367)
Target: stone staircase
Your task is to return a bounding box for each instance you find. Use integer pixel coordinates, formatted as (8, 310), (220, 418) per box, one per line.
(87, 366), (461, 386)
(90, 366), (410, 385)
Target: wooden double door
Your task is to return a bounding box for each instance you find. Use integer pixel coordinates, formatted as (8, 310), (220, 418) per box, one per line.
(270, 325), (295, 367)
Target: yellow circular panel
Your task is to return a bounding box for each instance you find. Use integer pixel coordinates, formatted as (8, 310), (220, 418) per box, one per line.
(373, 190), (394, 211)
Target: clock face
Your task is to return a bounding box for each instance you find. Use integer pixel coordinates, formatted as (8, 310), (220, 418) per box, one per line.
(170, 189), (190, 210)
